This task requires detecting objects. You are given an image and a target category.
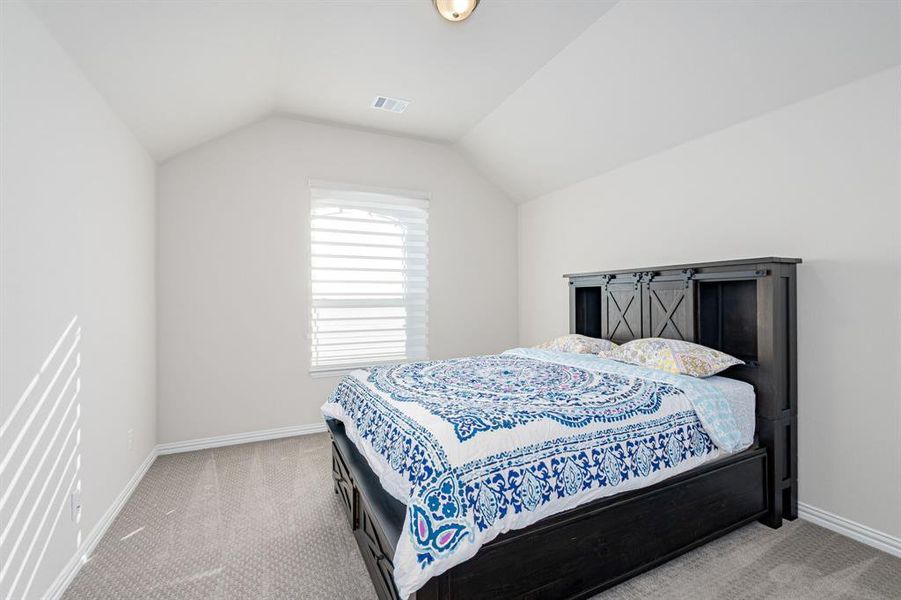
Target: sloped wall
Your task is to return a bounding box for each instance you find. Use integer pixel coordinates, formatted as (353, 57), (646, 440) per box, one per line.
(460, 1), (899, 202)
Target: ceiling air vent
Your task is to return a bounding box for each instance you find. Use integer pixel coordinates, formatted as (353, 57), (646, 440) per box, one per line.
(371, 95), (410, 114)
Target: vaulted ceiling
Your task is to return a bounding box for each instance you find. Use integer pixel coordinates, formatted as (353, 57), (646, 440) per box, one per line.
(28, 0), (901, 202)
(460, 1), (901, 201)
(27, 0), (614, 160)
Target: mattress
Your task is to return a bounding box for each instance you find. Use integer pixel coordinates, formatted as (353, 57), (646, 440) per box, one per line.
(321, 348), (753, 598)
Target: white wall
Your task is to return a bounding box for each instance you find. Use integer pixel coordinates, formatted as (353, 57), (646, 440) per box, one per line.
(0, 2), (157, 598)
(156, 117), (518, 444)
(518, 68), (901, 539)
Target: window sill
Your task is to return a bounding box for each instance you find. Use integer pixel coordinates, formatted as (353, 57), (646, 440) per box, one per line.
(310, 368), (358, 379)
(309, 357), (427, 379)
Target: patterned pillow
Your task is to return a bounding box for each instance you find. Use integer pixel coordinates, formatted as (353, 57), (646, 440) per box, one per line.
(533, 334), (617, 355)
(608, 338), (743, 377)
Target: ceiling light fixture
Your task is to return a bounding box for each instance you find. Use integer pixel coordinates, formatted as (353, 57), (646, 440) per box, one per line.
(434, 0), (479, 22)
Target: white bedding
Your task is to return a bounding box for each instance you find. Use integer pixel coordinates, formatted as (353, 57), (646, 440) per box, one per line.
(322, 348), (753, 597)
(706, 374), (756, 448)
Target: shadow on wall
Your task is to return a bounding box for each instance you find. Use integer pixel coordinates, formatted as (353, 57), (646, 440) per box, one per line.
(0, 317), (82, 599)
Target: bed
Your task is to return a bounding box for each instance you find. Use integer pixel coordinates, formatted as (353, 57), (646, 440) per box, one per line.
(324, 257), (800, 599)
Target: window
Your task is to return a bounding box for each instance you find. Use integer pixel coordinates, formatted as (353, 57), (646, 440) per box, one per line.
(309, 182), (429, 373)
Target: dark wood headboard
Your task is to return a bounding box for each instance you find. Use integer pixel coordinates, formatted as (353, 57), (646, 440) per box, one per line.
(565, 257), (801, 527)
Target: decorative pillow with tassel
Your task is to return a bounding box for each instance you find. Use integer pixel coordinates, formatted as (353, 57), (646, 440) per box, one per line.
(608, 338), (742, 377)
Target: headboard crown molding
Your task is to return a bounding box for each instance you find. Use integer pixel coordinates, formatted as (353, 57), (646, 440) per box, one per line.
(563, 256), (801, 279)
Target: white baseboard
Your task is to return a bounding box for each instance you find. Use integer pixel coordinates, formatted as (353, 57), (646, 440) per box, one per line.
(798, 502), (901, 558)
(44, 448), (157, 600)
(155, 422), (328, 455)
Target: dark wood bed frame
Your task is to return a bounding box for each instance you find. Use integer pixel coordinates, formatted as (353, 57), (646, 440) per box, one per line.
(327, 257), (800, 599)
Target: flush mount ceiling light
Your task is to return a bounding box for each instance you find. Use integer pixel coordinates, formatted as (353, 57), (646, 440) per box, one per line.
(434, 0), (479, 22)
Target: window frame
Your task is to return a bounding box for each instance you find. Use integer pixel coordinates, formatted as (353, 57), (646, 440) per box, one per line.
(308, 180), (430, 376)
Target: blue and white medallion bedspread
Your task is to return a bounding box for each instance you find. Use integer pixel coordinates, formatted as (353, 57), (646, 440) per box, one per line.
(320, 348), (748, 599)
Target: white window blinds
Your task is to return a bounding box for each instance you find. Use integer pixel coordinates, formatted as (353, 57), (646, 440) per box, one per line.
(310, 183), (429, 373)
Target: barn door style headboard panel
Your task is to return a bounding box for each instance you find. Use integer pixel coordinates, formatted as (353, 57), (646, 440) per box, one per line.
(565, 257), (801, 526)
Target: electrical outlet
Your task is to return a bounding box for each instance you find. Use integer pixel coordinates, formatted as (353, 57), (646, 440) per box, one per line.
(127, 428), (134, 450)
(70, 490), (82, 523)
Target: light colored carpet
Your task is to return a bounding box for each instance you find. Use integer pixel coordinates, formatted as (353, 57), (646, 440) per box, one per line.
(62, 434), (901, 599)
